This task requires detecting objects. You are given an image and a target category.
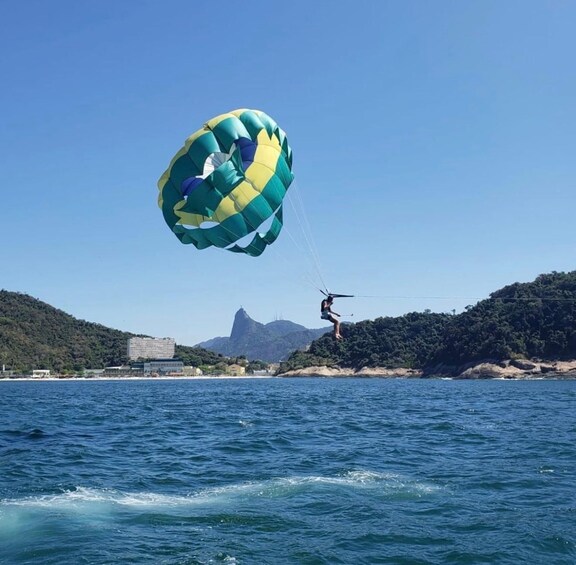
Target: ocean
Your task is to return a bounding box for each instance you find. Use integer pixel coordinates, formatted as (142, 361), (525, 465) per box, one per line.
(1, 377), (574, 564)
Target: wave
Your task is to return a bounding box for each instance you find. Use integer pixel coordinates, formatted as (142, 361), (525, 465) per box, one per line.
(205, 470), (442, 500)
(0, 428), (47, 440)
(2, 487), (203, 511)
(0, 470), (440, 515)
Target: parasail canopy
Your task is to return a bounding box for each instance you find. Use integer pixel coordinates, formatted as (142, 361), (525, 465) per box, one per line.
(158, 109), (294, 257)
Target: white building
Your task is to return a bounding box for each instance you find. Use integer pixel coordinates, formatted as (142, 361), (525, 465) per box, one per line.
(144, 359), (184, 375)
(127, 337), (175, 360)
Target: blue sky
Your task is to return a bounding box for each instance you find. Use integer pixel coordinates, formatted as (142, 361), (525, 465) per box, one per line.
(1, 0), (574, 345)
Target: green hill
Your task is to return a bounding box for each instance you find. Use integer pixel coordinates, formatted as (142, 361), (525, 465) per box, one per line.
(280, 271), (576, 374)
(281, 311), (452, 372)
(5, 271), (576, 376)
(0, 290), (227, 373)
(430, 271), (576, 366)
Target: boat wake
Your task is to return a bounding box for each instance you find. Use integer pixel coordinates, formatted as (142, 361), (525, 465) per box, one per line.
(0, 469), (441, 532)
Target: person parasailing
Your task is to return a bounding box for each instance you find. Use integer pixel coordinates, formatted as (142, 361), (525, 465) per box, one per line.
(321, 295), (342, 340)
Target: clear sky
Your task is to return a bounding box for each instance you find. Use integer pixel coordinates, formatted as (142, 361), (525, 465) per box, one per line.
(1, 0), (574, 345)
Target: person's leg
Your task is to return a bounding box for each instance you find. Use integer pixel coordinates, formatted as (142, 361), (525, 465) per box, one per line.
(329, 315), (338, 337)
(331, 317), (342, 339)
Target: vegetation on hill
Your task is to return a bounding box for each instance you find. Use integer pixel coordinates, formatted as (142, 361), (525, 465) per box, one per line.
(280, 272), (576, 373)
(175, 345), (228, 368)
(430, 272), (576, 365)
(0, 290), (236, 373)
(4, 271), (576, 375)
(0, 291), (132, 373)
(280, 312), (451, 372)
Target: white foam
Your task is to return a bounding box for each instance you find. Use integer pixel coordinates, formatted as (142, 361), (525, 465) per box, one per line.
(2, 487), (202, 511)
(1, 471), (440, 518)
(198, 470), (441, 500)
(275, 470), (441, 496)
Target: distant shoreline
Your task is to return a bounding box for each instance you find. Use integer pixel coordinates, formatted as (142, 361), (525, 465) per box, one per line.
(278, 359), (576, 379)
(3, 359), (576, 381)
(0, 375), (277, 382)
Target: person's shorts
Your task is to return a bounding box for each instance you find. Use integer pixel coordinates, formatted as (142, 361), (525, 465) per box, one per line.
(321, 311), (331, 320)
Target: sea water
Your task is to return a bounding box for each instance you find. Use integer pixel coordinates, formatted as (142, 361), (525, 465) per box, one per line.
(0, 377), (574, 564)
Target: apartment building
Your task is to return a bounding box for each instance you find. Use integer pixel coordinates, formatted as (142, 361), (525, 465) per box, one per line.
(127, 337), (175, 360)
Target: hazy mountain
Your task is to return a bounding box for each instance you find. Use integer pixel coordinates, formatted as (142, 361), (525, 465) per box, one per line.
(197, 308), (330, 362)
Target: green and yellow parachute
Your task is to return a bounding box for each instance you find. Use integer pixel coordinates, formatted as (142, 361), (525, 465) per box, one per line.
(158, 109), (293, 257)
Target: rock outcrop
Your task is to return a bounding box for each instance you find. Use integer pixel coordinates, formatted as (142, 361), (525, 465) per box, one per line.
(279, 359), (576, 379)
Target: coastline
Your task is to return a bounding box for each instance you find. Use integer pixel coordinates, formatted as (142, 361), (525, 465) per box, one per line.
(279, 359), (576, 379)
(0, 375), (277, 382)
(3, 359), (576, 381)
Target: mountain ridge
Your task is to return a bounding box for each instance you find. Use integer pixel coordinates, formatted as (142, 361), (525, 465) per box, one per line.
(196, 307), (330, 362)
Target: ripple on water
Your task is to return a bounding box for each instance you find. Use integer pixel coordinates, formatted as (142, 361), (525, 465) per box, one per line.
(0, 378), (575, 565)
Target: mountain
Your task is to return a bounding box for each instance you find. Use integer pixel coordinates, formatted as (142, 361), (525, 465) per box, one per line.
(7, 270), (574, 376)
(197, 308), (330, 362)
(280, 271), (576, 375)
(0, 290), (228, 373)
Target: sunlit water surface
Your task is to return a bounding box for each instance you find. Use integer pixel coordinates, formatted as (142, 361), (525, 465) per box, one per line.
(1, 378), (575, 564)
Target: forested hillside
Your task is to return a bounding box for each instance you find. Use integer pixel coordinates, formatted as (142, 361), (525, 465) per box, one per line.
(280, 272), (576, 373)
(0, 290), (227, 373)
(4, 271), (576, 375)
(281, 312), (451, 371)
(430, 272), (576, 365)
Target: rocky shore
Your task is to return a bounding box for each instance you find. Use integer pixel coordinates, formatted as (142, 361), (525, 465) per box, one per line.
(279, 359), (576, 379)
